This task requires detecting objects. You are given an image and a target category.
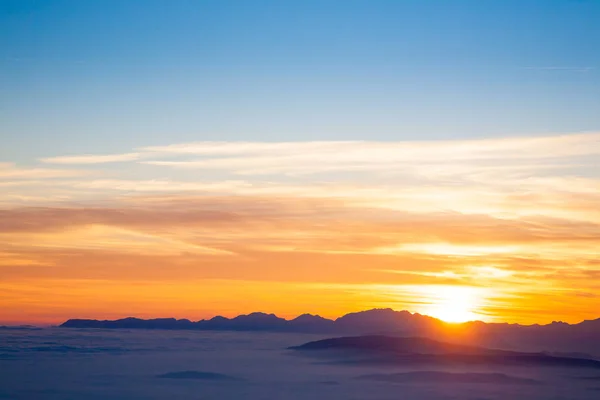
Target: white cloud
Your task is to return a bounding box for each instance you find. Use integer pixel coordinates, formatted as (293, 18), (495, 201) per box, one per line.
(2, 132), (599, 222)
(0, 163), (86, 179)
(40, 152), (140, 164)
(72, 179), (253, 192)
(133, 133), (600, 180)
(139, 141), (358, 156)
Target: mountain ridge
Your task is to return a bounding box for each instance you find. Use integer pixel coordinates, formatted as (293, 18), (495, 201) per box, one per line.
(60, 308), (600, 357)
(60, 308), (600, 330)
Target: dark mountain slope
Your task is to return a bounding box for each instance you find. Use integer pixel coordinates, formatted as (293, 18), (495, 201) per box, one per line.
(289, 335), (600, 369)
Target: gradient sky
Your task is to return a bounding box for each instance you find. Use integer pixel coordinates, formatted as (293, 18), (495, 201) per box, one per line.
(1, 0), (599, 325)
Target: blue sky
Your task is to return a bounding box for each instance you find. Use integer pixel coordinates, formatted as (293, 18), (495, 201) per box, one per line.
(1, 0), (599, 162)
(2, 1), (600, 325)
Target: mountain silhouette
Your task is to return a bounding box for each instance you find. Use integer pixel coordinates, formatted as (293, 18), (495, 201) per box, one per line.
(290, 335), (600, 369)
(289, 314), (335, 331)
(60, 308), (438, 334)
(60, 308), (600, 357)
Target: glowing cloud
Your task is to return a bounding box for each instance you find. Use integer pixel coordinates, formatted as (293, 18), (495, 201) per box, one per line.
(1, 132), (599, 324)
(40, 153), (141, 164)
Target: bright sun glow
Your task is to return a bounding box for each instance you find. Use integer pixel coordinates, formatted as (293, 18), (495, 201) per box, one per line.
(418, 285), (484, 323)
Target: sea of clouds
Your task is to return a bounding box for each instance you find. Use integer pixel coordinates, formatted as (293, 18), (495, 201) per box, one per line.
(1, 327), (599, 399)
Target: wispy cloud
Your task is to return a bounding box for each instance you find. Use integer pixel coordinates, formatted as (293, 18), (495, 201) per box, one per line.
(3, 132), (600, 220)
(139, 141), (356, 156)
(138, 133), (600, 176)
(1, 224), (232, 256)
(40, 152), (140, 164)
(0, 162), (87, 179)
(33, 133), (600, 177)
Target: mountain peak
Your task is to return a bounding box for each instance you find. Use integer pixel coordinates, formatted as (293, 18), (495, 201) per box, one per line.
(233, 312), (281, 321)
(292, 313), (328, 322)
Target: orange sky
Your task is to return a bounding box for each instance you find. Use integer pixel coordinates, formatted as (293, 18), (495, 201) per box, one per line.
(1, 135), (600, 325)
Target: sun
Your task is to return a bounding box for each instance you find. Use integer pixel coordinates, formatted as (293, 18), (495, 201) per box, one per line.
(419, 285), (483, 323)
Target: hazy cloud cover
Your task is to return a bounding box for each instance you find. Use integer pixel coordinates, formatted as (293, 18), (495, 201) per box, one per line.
(1, 328), (599, 400)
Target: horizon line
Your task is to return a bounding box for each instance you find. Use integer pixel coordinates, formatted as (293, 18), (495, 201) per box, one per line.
(6, 307), (599, 329)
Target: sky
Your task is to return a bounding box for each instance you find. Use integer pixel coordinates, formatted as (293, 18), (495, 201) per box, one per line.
(1, 0), (599, 325)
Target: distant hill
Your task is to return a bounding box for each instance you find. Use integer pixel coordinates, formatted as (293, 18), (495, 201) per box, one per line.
(60, 308), (600, 357)
(289, 335), (600, 370)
